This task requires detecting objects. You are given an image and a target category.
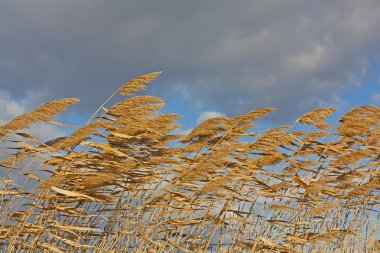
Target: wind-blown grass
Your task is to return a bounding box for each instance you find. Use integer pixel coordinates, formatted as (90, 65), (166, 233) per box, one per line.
(0, 72), (379, 252)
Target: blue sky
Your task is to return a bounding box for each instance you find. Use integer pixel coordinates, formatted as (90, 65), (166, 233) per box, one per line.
(0, 0), (379, 139)
(342, 61), (380, 106)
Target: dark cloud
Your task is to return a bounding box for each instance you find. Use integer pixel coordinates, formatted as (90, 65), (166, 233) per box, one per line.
(0, 0), (379, 122)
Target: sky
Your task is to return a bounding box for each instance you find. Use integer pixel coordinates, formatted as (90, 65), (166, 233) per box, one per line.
(0, 0), (380, 137)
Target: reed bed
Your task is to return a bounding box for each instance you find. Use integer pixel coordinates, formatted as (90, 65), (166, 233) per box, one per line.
(0, 72), (379, 252)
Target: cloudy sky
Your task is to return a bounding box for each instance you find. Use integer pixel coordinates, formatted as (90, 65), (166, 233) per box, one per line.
(1, 0), (380, 133)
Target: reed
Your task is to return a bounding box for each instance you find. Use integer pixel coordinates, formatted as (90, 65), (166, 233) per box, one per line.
(0, 72), (379, 252)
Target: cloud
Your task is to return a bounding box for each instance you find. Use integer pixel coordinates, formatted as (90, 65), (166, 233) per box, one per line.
(173, 111), (225, 136)
(174, 128), (192, 136)
(371, 93), (380, 105)
(0, 92), (65, 142)
(0, 92), (26, 124)
(196, 111), (225, 124)
(0, 0), (379, 123)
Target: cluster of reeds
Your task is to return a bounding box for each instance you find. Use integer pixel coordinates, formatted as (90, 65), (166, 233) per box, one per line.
(0, 72), (379, 252)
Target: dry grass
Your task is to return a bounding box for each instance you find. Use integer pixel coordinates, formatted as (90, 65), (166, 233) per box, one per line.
(0, 72), (379, 252)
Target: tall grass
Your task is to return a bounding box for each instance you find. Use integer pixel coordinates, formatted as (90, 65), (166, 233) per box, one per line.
(0, 72), (379, 252)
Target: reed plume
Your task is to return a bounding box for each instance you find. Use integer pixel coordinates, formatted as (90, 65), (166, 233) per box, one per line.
(0, 73), (379, 253)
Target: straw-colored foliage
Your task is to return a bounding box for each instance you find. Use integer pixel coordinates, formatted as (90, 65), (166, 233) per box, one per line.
(0, 72), (379, 252)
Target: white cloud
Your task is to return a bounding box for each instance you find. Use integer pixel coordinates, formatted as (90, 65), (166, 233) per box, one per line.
(0, 92), (27, 124)
(173, 127), (192, 136)
(0, 92), (65, 142)
(26, 123), (65, 142)
(196, 111), (225, 124)
(371, 93), (380, 105)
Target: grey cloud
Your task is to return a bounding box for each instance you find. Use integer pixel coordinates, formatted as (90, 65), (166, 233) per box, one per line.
(0, 0), (379, 122)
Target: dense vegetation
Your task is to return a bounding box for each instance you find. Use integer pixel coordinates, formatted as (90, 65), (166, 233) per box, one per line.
(0, 72), (379, 252)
